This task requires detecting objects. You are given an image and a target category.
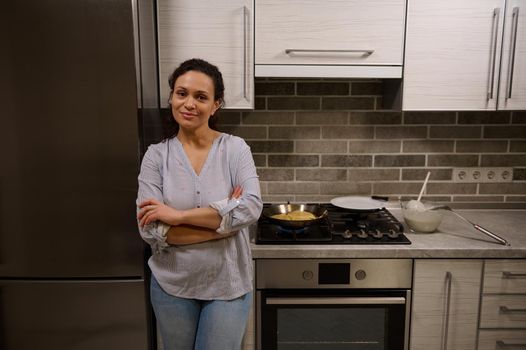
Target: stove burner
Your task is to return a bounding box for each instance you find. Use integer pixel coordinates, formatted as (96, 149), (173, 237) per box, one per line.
(277, 226), (306, 235)
(256, 203), (410, 245)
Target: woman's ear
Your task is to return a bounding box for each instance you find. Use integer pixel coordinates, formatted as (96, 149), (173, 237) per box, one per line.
(212, 99), (222, 115)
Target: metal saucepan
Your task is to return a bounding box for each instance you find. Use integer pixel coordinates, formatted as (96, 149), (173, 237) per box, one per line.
(262, 203), (328, 228)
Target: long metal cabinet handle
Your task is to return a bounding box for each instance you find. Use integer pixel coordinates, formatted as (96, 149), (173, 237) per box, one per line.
(242, 6), (248, 100)
(488, 8), (501, 100)
(442, 272), (452, 350)
(503, 271), (526, 278)
(500, 306), (526, 314)
(507, 7), (520, 99)
(266, 297), (406, 305)
(496, 340), (526, 348)
(285, 49), (374, 55)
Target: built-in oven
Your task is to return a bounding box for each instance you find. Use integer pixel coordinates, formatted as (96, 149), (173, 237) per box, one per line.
(256, 259), (412, 350)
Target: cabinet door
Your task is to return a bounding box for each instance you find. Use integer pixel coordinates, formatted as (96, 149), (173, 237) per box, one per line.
(157, 0), (254, 109)
(255, 0), (405, 66)
(410, 259), (482, 350)
(498, 0), (526, 110)
(403, 0), (506, 110)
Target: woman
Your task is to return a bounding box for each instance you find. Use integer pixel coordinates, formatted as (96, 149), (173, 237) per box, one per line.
(136, 58), (263, 350)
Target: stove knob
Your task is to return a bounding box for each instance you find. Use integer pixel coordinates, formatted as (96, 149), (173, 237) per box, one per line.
(302, 270), (314, 281)
(355, 269), (367, 280)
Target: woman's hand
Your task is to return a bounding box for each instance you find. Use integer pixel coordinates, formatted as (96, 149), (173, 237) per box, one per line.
(231, 185), (242, 200)
(137, 199), (182, 227)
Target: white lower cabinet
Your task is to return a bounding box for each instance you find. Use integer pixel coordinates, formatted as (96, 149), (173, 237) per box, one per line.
(410, 259), (483, 350)
(479, 259), (526, 350)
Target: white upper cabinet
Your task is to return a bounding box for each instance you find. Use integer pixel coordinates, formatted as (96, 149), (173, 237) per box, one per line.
(498, 1), (526, 110)
(255, 0), (406, 78)
(157, 0), (254, 109)
(403, 0), (526, 111)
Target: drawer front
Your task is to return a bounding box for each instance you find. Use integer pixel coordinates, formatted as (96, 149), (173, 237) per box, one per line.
(480, 295), (526, 328)
(484, 260), (526, 294)
(478, 330), (526, 350)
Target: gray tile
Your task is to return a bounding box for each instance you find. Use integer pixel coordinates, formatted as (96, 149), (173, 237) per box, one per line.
(403, 111), (456, 124)
(512, 111), (526, 124)
(453, 196), (504, 202)
(348, 141), (401, 153)
(506, 196), (526, 202)
(268, 155), (319, 167)
(348, 169), (400, 181)
(458, 111), (511, 124)
(428, 154), (479, 167)
(349, 111), (402, 125)
(253, 154), (267, 167)
(403, 140), (454, 153)
(481, 155), (526, 167)
(513, 168), (526, 181)
(456, 140), (508, 153)
(430, 126), (481, 138)
(259, 181), (268, 195)
(322, 126), (374, 139)
(242, 111), (294, 124)
(295, 140), (347, 153)
(511, 141), (526, 152)
(426, 183), (477, 194)
(322, 97), (375, 110)
(262, 195), (295, 203)
(295, 169), (347, 181)
(319, 182), (372, 195)
(376, 126), (427, 139)
(268, 182), (320, 195)
(350, 82), (383, 96)
(216, 111), (241, 124)
(321, 155), (372, 167)
(296, 195), (344, 202)
(268, 97), (320, 110)
(255, 97), (266, 110)
(402, 168), (453, 181)
(257, 168), (295, 181)
(255, 82), (295, 95)
(297, 82), (349, 95)
(296, 111), (348, 125)
(269, 126), (320, 139)
(480, 183), (526, 194)
(484, 126), (526, 138)
(220, 126), (267, 139)
(246, 141), (294, 153)
(374, 155), (425, 167)
(373, 182), (423, 195)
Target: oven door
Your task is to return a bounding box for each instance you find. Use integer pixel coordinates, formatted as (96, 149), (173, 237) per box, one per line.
(257, 289), (410, 350)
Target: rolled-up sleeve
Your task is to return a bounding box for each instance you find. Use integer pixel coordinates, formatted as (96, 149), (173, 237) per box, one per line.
(210, 143), (263, 234)
(136, 146), (170, 251)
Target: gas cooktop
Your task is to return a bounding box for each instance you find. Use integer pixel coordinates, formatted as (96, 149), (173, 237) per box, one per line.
(256, 204), (411, 245)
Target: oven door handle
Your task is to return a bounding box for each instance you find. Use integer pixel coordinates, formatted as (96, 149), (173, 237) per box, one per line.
(266, 297), (406, 305)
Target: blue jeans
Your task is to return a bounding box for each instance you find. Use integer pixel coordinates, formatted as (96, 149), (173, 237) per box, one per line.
(150, 276), (252, 350)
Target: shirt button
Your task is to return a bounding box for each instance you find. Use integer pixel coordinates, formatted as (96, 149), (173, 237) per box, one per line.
(197, 205), (200, 208)
(197, 191), (200, 194)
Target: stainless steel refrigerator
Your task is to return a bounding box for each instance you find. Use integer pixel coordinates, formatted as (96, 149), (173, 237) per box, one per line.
(0, 1), (152, 349)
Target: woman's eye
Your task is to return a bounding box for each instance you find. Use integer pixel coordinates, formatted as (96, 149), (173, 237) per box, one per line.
(176, 91), (186, 97)
(198, 95), (207, 100)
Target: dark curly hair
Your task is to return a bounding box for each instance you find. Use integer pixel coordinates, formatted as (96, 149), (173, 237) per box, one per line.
(163, 58), (225, 139)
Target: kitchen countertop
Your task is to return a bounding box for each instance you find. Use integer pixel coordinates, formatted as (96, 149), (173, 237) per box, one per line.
(250, 209), (526, 259)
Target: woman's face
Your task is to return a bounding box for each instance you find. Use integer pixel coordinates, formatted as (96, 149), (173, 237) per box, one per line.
(171, 70), (220, 132)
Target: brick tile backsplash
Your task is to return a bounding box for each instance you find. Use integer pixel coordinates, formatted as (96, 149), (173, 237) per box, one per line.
(228, 78), (526, 202)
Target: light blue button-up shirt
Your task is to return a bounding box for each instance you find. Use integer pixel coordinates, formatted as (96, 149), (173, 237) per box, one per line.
(137, 133), (262, 300)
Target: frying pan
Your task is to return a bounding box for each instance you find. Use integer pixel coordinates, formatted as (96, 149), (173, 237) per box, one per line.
(330, 196), (388, 212)
(262, 203), (328, 228)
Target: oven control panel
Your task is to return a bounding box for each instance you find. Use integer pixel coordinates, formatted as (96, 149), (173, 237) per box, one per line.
(256, 259), (412, 289)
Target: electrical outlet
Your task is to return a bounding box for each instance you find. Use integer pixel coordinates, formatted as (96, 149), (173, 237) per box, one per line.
(453, 167), (513, 183)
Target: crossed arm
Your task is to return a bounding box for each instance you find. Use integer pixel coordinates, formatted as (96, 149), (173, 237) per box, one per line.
(137, 186), (242, 245)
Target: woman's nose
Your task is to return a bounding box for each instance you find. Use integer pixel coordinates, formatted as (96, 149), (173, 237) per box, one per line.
(184, 96), (196, 109)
